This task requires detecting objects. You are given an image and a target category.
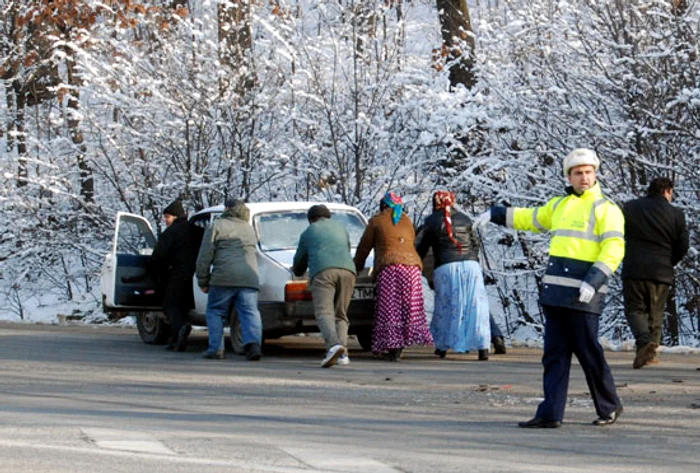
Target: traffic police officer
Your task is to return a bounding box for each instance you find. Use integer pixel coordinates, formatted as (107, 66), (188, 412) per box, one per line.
(474, 148), (625, 428)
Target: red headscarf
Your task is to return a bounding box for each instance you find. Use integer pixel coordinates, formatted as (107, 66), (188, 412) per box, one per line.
(433, 191), (462, 253)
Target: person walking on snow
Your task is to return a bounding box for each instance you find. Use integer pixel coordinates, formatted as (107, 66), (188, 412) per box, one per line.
(474, 148), (625, 428)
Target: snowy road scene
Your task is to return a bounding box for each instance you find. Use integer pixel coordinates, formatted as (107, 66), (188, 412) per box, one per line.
(2, 2), (699, 472)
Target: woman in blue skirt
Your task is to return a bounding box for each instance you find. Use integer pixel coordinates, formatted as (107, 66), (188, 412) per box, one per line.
(416, 191), (491, 360)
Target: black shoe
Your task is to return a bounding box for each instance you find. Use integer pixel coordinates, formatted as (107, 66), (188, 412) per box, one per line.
(493, 336), (507, 355)
(434, 349), (447, 359)
(518, 417), (562, 429)
(384, 349), (400, 362)
(164, 344), (175, 351)
(201, 350), (225, 360)
(593, 406), (623, 426)
(478, 349), (489, 361)
(175, 325), (192, 352)
(245, 343), (262, 361)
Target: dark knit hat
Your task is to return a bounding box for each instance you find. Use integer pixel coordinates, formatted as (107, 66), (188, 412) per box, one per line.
(163, 200), (186, 218)
(307, 204), (331, 222)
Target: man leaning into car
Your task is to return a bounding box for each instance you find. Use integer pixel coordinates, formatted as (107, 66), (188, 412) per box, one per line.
(196, 198), (263, 361)
(293, 205), (357, 368)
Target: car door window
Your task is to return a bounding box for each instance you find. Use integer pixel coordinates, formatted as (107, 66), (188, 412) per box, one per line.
(116, 216), (156, 255)
(189, 213), (213, 253)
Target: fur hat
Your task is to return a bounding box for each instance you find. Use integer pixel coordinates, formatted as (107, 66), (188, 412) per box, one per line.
(563, 148), (600, 176)
(163, 200), (186, 218)
(226, 198), (250, 221)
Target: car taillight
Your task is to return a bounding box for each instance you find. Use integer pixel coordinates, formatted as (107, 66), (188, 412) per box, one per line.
(285, 281), (312, 302)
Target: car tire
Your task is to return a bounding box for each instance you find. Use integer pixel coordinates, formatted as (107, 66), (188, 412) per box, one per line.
(136, 311), (170, 344)
(356, 329), (373, 352)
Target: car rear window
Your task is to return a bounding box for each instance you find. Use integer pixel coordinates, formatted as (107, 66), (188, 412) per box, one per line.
(255, 210), (366, 251)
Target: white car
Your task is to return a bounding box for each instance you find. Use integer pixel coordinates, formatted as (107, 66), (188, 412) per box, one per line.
(100, 202), (376, 351)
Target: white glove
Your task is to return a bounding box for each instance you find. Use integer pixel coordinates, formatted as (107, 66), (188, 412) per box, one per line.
(473, 210), (491, 229)
(578, 282), (596, 304)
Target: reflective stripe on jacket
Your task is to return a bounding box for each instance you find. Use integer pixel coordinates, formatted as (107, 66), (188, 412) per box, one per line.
(505, 182), (625, 314)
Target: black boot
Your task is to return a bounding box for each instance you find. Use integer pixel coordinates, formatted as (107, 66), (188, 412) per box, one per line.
(478, 349), (489, 361)
(245, 343), (262, 361)
(434, 349), (447, 358)
(384, 349), (399, 362)
(175, 324), (192, 352)
(492, 336), (507, 355)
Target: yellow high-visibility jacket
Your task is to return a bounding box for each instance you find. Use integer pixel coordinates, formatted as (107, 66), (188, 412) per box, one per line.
(494, 182), (625, 314)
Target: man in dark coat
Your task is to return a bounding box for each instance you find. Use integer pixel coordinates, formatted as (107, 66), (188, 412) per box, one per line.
(622, 177), (689, 369)
(150, 199), (197, 351)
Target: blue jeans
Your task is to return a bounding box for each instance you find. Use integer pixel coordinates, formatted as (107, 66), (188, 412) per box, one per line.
(206, 286), (262, 353)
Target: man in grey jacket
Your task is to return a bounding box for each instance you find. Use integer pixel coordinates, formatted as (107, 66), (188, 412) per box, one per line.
(196, 199), (263, 361)
(293, 205), (357, 368)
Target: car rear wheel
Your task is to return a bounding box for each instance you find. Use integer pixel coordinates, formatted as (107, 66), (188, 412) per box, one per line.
(355, 329), (373, 351)
(136, 311), (170, 344)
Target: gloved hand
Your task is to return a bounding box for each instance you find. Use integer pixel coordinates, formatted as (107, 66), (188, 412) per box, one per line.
(473, 210), (492, 229)
(578, 282), (596, 304)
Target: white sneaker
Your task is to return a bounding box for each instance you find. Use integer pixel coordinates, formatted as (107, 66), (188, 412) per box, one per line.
(321, 344), (345, 368)
(337, 354), (350, 366)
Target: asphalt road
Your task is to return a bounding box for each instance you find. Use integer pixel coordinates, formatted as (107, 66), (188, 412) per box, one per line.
(1, 321), (698, 473)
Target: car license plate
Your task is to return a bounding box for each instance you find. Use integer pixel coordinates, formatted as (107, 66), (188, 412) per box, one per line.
(352, 286), (374, 300)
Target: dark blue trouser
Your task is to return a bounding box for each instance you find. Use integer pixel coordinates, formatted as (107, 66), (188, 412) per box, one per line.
(535, 305), (622, 422)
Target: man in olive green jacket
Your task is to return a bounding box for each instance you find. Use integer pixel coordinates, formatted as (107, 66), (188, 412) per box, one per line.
(196, 199), (262, 361)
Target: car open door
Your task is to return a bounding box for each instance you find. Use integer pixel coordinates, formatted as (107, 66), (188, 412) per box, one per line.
(100, 212), (163, 312)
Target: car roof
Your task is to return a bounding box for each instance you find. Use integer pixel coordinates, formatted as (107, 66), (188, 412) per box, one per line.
(192, 201), (364, 218)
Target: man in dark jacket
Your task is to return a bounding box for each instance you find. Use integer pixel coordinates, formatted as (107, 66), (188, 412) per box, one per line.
(150, 199), (197, 351)
(622, 177), (689, 369)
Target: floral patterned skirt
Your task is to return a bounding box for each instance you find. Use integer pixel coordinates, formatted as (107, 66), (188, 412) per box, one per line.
(431, 260), (491, 352)
(373, 264), (433, 353)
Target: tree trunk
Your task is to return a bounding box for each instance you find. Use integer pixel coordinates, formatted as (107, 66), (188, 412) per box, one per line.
(65, 52), (93, 202)
(436, 0), (476, 90)
(10, 81), (29, 187)
(218, 0), (255, 96)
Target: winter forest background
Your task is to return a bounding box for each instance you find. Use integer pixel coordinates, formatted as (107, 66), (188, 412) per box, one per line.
(1, 0), (699, 347)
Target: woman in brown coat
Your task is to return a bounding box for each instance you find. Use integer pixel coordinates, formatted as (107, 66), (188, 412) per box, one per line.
(354, 192), (433, 361)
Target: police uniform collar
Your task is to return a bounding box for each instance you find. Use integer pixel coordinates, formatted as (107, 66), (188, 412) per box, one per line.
(565, 181), (600, 198)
